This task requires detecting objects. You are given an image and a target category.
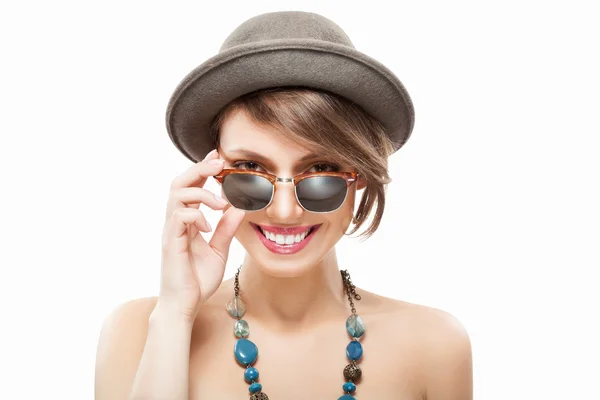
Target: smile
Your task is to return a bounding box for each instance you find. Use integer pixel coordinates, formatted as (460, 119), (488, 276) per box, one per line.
(250, 223), (321, 255)
(260, 226), (313, 244)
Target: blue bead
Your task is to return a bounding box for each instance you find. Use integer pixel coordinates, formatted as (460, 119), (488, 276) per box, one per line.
(343, 381), (356, 393)
(249, 382), (262, 394)
(346, 341), (363, 361)
(234, 338), (258, 366)
(244, 367), (259, 383)
(346, 314), (366, 338)
(337, 395), (356, 400)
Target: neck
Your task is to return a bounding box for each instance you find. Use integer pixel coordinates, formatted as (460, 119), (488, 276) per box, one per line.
(237, 248), (348, 331)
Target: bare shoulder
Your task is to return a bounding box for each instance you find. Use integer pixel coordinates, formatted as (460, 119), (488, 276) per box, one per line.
(357, 288), (469, 339)
(411, 303), (472, 400)
(358, 289), (473, 399)
(94, 296), (159, 399)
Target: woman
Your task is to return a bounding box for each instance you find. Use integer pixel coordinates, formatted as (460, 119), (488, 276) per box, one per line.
(95, 11), (472, 400)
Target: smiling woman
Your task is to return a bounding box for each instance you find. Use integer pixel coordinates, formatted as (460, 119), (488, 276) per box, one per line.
(214, 103), (369, 271)
(210, 87), (394, 238)
(94, 10), (472, 400)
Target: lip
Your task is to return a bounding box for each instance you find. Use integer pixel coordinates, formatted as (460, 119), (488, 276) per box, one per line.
(251, 223), (321, 255)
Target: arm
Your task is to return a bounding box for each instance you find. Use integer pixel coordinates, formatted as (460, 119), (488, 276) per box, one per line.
(94, 298), (195, 400)
(423, 310), (473, 400)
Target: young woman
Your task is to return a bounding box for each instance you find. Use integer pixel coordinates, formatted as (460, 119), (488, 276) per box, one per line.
(95, 11), (472, 400)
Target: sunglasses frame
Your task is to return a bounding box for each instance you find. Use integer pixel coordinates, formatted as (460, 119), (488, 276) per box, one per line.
(213, 169), (359, 213)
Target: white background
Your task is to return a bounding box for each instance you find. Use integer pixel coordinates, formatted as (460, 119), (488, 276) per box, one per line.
(1, 0), (598, 399)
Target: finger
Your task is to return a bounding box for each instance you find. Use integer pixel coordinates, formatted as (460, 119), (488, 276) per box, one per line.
(163, 212), (210, 255)
(166, 187), (229, 218)
(163, 208), (211, 248)
(169, 151), (225, 191)
(208, 207), (246, 263)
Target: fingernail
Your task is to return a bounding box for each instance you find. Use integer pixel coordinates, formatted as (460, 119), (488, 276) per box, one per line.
(215, 195), (229, 205)
(203, 149), (217, 160)
(208, 159), (224, 165)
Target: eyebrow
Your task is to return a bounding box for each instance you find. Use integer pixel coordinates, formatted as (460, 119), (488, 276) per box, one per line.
(221, 148), (322, 164)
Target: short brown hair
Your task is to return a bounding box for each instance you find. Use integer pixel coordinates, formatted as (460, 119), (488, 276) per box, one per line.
(209, 87), (394, 240)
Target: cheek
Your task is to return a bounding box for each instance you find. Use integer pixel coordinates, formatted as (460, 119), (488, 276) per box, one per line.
(345, 186), (358, 212)
(234, 217), (252, 243)
(332, 189), (356, 231)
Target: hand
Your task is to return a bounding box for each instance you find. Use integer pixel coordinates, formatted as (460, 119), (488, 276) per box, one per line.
(158, 149), (245, 321)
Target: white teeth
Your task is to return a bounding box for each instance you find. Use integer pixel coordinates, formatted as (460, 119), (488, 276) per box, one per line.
(260, 227), (312, 245)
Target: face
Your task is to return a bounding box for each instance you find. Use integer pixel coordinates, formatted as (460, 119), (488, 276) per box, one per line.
(217, 110), (365, 278)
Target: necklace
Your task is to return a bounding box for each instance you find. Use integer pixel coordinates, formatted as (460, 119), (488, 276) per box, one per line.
(226, 265), (366, 399)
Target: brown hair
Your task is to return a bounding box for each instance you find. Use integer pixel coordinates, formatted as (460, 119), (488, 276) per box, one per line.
(208, 87), (395, 240)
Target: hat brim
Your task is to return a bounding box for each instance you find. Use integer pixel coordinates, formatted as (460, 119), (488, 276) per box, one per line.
(166, 38), (415, 163)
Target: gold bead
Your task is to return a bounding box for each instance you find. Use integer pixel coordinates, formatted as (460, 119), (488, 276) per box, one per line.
(250, 393), (269, 400)
(343, 362), (362, 382)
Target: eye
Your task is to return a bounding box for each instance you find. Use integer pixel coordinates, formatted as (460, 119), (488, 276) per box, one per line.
(231, 161), (265, 172)
(307, 163), (340, 173)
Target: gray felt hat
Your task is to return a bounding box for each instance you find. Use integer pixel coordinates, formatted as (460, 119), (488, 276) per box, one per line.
(166, 11), (415, 163)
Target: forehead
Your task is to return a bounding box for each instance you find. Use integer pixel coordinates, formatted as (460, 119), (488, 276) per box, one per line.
(218, 110), (316, 164)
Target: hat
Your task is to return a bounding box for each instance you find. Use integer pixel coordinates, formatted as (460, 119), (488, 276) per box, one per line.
(166, 11), (415, 162)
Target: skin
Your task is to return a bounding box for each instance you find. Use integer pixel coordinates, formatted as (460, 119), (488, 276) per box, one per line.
(95, 110), (473, 399)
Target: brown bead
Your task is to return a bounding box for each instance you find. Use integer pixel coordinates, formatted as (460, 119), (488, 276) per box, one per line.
(250, 393), (269, 400)
(343, 362), (362, 382)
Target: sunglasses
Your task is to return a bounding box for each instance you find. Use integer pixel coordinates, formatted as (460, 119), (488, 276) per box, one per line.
(213, 169), (359, 213)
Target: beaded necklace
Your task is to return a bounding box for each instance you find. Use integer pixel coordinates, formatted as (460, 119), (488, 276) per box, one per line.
(226, 265), (366, 399)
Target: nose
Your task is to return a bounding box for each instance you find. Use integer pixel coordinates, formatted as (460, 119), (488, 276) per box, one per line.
(265, 178), (304, 221)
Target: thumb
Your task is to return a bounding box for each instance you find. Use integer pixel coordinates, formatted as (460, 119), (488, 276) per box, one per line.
(208, 206), (246, 262)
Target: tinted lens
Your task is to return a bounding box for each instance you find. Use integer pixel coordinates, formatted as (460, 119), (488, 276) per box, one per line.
(296, 176), (348, 212)
(222, 174), (273, 211)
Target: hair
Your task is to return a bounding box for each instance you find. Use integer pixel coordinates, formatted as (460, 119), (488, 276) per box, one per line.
(208, 87), (395, 240)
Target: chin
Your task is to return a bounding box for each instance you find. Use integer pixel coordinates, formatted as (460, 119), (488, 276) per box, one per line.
(236, 222), (336, 278)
